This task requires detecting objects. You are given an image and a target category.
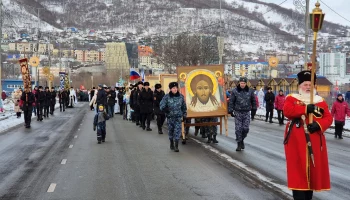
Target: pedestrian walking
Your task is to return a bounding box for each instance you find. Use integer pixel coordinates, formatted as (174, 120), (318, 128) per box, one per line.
(153, 84), (165, 134)
(93, 105), (110, 144)
(139, 82), (153, 131)
(283, 70), (333, 200)
(21, 88), (35, 128)
(50, 87), (57, 115)
(251, 89), (259, 120)
(133, 81), (143, 126)
(12, 89), (22, 118)
(107, 87), (116, 118)
(32, 86), (38, 116)
(160, 82), (187, 152)
(59, 88), (67, 112)
(275, 89), (286, 125)
(264, 87), (275, 123)
(331, 93), (350, 139)
(117, 88), (124, 116)
(35, 86), (45, 121)
(96, 84), (107, 113)
(228, 77), (256, 151)
(43, 87), (51, 118)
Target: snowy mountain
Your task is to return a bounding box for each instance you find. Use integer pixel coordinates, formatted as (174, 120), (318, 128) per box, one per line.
(3, 0), (349, 53)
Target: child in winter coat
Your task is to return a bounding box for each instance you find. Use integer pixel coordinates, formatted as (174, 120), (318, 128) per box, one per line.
(93, 105), (110, 144)
(331, 94), (350, 139)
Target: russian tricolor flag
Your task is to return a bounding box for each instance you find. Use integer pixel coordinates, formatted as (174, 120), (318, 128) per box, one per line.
(130, 69), (140, 80)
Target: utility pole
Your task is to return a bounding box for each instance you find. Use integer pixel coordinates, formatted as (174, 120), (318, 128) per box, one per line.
(35, 8), (42, 86)
(304, 0), (310, 70)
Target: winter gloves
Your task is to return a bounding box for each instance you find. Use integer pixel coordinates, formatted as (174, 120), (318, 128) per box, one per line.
(230, 111), (236, 118)
(306, 104), (324, 118)
(307, 122), (321, 133)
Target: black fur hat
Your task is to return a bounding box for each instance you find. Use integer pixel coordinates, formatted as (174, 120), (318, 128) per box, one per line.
(38, 86), (43, 89)
(297, 70), (316, 85)
(169, 82), (178, 89)
(45, 86), (49, 89)
(144, 82), (150, 86)
(155, 84), (162, 89)
(137, 81), (144, 86)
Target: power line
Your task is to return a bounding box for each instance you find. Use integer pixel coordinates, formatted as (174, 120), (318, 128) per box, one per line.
(319, 0), (350, 24)
(261, 0), (289, 15)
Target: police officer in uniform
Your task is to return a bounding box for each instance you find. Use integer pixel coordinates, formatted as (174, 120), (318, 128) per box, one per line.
(153, 84), (165, 134)
(160, 82), (187, 152)
(139, 82), (153, 131)
(133, 81), (143, 126)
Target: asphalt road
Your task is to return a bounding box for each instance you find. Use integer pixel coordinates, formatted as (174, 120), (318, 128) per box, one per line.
(0, 104), (285, 200)
(191, 115), (350, 200)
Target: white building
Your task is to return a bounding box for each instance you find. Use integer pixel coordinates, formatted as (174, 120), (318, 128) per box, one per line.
(319, 53), (348, 85)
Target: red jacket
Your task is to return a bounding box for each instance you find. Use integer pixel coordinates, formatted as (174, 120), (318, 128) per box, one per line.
(274, 94), (285, 110)
(331, 99), (350, 122)
(255, 95), (259, 108)
(283, 95), (332, 191)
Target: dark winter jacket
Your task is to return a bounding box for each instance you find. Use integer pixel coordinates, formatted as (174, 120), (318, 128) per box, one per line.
(90, 90), (95, 98)
(35, 90), (45, 105)
(264, 91), (275, 110)
(274, 94), (285, 110)
(50, 91), (57, 105)
(44, 91), (51, 106)
(132, 88), (142, 111)
(153, 89), (165, 115)
(229, 85), (256, 112)
(129, 89), (135, 109)
(160, 91), (187, 119)
(107, 90), (117, 106)
(139, 88), (154, 114)
(20, 92), (35, 107)
(117, 91), (124, 105)
(96, 89), (107, 106)
(58, 91), (67, 103)
(93, 111), (110, 130)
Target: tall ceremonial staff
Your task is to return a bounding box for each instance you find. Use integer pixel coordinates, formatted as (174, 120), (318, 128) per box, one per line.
(301, 1), (325, 167)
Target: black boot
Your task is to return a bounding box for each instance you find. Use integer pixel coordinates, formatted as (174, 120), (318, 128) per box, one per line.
(241, 140), (245, 149)
(236, 142), (242, 151)
(207, 134), (212, 143)
(174, 140), (179, 152)
(170, 140), (174, 150)
(335, 133), (337, 138)
(194, 128), (199, 136)
(146, 127), (152, 131)
(212, 135), (219, 143)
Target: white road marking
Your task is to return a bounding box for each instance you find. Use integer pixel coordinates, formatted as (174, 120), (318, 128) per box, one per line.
(61, 159), (67, 164)
(47, 183), (57, 192)
(74, 135), (78, 138)
(69, 145), (73, 148)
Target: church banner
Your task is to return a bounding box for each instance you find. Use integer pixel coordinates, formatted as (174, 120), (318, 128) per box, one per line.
(59, 72), (66, 90)
(19, 58), (31, 90)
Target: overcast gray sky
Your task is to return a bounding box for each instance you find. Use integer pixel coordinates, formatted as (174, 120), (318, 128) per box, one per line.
(263, 0), (350, 26)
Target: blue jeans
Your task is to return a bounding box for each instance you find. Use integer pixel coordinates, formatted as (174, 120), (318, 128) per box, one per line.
(108, 105), (114, 117)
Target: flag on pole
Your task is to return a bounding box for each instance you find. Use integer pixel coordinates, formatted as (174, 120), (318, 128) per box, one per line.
(141, 68), (145, 82)
(130, 69), (140, 80)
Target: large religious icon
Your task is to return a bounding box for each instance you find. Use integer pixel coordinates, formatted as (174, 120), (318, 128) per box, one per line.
(59, 72), (66, 90)
(160, 74), (177, 93)
(144, 75), (159, 90)
(177, 65), (227, 118)
(19, 58), (31, 89)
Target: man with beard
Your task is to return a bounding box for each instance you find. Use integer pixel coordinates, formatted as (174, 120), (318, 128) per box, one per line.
(228, 77), (256, 151)
(133, 81), (143, 126)
(139, 82), (153, 131)
(50, 87), (57, 115)
(35, 86), (45, 121)
(283, 71), (332, 200)
(21, 88), (35, 128)
(43, 87), (51, 118)
(58, 88), (67, 112)
(153, 84), (165, 134)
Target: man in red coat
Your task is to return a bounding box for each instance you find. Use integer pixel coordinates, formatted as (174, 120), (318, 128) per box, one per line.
(283, 70), (333, 200)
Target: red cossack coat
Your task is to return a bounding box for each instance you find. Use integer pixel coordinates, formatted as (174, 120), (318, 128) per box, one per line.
(283, 95), (333, 191)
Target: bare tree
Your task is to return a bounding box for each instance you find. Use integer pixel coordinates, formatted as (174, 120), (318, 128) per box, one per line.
(152, 33), (219, 73)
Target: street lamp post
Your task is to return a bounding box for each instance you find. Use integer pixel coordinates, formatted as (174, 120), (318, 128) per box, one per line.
(309, 1), (325, 123)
